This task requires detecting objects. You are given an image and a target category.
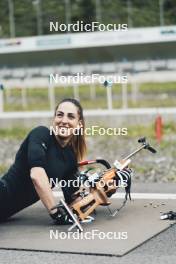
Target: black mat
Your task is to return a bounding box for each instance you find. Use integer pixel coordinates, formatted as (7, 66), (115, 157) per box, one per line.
(0, 199), (175, 256)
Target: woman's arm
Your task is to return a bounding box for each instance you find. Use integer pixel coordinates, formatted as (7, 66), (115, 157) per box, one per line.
(30, 167), (75, 224)
(30, 167), (56, 213)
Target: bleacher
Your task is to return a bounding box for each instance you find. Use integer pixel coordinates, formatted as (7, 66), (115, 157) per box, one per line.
(1, 59), (176, 80)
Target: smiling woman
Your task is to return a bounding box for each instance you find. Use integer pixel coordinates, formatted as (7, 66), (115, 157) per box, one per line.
(53, 98), (87, 161)
(0, 98), (87, 225)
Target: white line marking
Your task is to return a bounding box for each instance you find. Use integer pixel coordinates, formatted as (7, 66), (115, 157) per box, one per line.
(53, 191), (176, 200)
(112, 193), (176, 200)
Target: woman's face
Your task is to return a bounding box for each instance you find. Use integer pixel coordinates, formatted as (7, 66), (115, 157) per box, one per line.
(53, 102), (82, 139)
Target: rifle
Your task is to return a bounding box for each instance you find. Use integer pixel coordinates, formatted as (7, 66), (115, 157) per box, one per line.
(59, 137), (157, 232)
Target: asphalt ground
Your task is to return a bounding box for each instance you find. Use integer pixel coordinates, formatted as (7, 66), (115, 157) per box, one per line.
(0, 223), (176, 264)
(0, 183), (176, 264)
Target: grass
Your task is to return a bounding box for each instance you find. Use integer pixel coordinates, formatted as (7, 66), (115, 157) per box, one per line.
(0, 122), (175, 140)
(0, 127), (31, 140)
(0, 164), (8, 176)
(0, 122), (175, 176)
(2, 82), (176, 111)
(140, 82), (176, 93)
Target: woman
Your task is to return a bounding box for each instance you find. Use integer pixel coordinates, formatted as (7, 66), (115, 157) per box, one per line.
(0, 97), (131, 225)
(0, 98), (86, 224)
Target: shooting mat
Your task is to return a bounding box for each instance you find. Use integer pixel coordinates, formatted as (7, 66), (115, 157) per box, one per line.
(0, 198), (175, 256)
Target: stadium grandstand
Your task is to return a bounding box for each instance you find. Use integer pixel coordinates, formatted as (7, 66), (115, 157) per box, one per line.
(0, 0), (176, 114)
(0, 1), (176, 82)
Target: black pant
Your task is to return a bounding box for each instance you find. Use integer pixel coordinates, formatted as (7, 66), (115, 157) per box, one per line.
(0, 179), (12, 221)
(0, 176), (79, 222)
(0, 178), (39, 222)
